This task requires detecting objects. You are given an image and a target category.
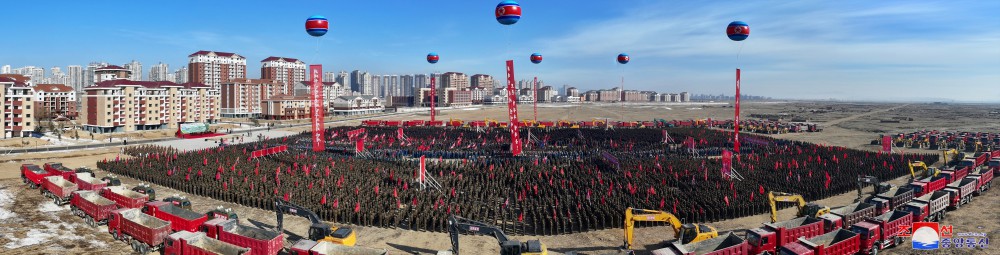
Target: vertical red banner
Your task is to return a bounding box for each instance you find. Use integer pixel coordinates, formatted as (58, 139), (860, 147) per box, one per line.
(419, 155), (426, 183)
(505, 60), (522, 156)
(310, 65), (325, 152)
(722, 150), (733, 178)
(734, 68), (741, 153)
(430, 76), (436, 122)
(533, 76), (538, 122)
(882, 136), (892, 153)
(355, 139), (364, 153)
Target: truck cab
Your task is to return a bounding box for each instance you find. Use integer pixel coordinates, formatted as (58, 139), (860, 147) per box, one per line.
(746, 228), (774, 254)
(817, 214), (842, 233)
(849, 222), (881, 255)
(132, 184), (156, 201)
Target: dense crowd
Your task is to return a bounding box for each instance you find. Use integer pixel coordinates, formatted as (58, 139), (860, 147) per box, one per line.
(98, 126), (936, 235)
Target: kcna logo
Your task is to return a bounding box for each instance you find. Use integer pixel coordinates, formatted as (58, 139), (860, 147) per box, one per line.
(899, 222), (990, 250)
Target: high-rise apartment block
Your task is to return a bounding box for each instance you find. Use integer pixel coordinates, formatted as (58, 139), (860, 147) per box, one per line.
(188, 51), (247, 90)
(259, 56), (305, 95)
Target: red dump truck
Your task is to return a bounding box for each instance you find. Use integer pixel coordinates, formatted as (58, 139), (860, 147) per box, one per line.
(70, 190), (119, 227)
(908, 176), (946, 197)
(43, 162), (76, 180)
(108, 208), (172, 254)
(289, 240), (389, 255)
(778, 229), (860, 255)
(901, 190), (949, 222)
(42, 176), (79, 205)
(866, 187), (914, 214)
(746, 217), (824, 255)
(943, 178), (978, 209)
(143, 201), (208, 233)
(21, 164), (51, 189)
(652, 232), (749, 255)
(989, 159), (999, 175)
(817, 202), (877, 233)
(939, 166), (970, 184)
(967, 167), (994, 194)
(164, 230), (251, 255)
(71, 172), (108, 191)
(849, 210), (913, 255)
(101, 186), (151, 209)
(202, 218), (283, 255)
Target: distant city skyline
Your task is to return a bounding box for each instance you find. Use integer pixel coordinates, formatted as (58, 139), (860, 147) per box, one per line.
(0, 1), (996, 102)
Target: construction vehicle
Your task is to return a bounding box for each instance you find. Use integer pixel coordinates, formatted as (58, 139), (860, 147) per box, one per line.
(779, 229), (860, 255)
(43, 162), (76, 180)
(132, 183), (157, 201)
(163, 195), (192, 210)
(855, 176), (892, 202)
(746, 217), (824, 255)
(623, 208), (718, 251)
(71, 172), (108, 191)
(108, 208), (172, 254)
(942, 149), (962, 166)
(21, 164), (52, 189)
(967, 166), (994, 194)
(866, 187), (915, 214)
(70, 190), (118, 227)
(767, 192), (830, 223)
(202, 218), (283, 255)
(289, 239), (388, 255)
(943, 178), (978, 209)
(441, 215), (547, 255)
(41, 176), (79, 205)
(101, 186), (151, 209)
(163, 231), (251, 255)
(206, 206), (240, 222)
(850, 211), (912, 255)
(816, 202), (877, 233)
(101, 174), (122, 186)
(902, 190), (949, 222)
(274, 197), (356, 246)
(651, 232), (750, 255)
(907, 161), (939, 181)
(143, 201), (208, 233)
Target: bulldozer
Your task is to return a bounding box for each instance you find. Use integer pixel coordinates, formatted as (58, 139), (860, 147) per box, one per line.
(768, 192), (830, 223)
(439, 215), (547, 255)
(907, 161), (940, 182)
(622, 208), (718, 251)
(274, 197), (356, 246)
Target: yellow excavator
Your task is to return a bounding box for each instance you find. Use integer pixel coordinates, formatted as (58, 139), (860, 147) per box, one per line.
(274, 198), (356, 246)
(942, 149), (962, 166)
(768, 192), (830, 223)
(622, 208), (718, 251)
(908, 161), (940, 181)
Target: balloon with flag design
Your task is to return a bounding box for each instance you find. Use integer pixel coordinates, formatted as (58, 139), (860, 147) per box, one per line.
(495, 0), (521, 25)
(727, 21), (749, 41)
(530, 53), (543, 64)
(617, 53), (630, 64)
(427, 52), (439, 64)
(305, 15), (329, 37)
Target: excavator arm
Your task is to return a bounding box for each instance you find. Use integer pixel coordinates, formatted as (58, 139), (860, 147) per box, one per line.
(274, 197), (356, 245)
(448, 215), (510, 255)
(623, 208), (716, 249)
(768, 192), (829, 223)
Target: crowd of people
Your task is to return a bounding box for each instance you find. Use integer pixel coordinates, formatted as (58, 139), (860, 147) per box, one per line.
(97, 126), (935, 235)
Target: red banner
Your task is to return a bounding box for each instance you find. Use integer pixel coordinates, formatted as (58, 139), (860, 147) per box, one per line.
(355, 139), (365, 153)
(310, 65), (325, 152)
(734, 68), (741, 153)
(505, 60), (522, 156)
(419, 155), (426, 183)
(397, 128), (405, 140)
(249, 145), (287, 159)
(882, 136), (891, 153)
(430, 76), (436, 122)
(722, 150), (733, 179)
(533, 76), (538, 122)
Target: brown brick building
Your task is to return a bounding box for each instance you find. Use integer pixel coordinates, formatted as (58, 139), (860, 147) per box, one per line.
(188, 51), (247, 90)
(32, 84), (77, 120)
(260, 94), (310, 120)
(1, 76), (35, 137)
(80, 80), (218, 133)
(260, 56), (306, 95)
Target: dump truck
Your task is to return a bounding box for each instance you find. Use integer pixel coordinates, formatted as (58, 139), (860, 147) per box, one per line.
(42, 176), (79, 205)
(989, 159), (999, 175)
(849, 211), (913, 255)
(901, 190), (948, 223)
(206, 206), (239, 222)
(108, 208), (172, 254)
(43, 162), (75, 180)
(289, 239), (389, 255)
(907, 177), (946, 197)
(967, 167), (994, 194)
(865, 187), (914, 214)
(143, 201), (208, 233)
(132, 183), (157, 201)
(21, 164), (52, 189)
(651, 232), (750, 255)
(746, 217), (824, 255)
(163, 230), (251, 255)
(816, 202), (877, 233)
(201, 218), (283, 255)
(939, 166), (970, 184)
(101, 186), (151, 209)
(778, 229), (860, 255)
(71, 172), (108, 191)
(943, 178), (978, 209)
(70, 190), (119, 227)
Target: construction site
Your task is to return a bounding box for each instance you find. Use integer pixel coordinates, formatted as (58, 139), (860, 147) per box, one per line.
(1, 102), (998, 255)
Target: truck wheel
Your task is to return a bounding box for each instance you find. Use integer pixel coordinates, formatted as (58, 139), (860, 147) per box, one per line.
(138, 243), (150, 254)
(87, 216), (96, 227)
(130, 240), (139, 253)
(52, 197), (59, 205)
(871, 247), (879, 255)
(111, 231), (119, 241)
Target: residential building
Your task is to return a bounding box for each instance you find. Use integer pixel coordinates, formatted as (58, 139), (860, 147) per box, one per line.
(470, 87), (491, 104)
(470, 74), (493, 89)
(149, 62), (170, 81)
(537, 86), (555, 102)
(0, 76), (35, 137)
(84, 62), (109, 87)
(260, 94), (310, 120)
(680, 92), (690, 102)
(123, 60), (142, 81)
(445, 89), (472, 107)
(400, 74), (415, 96)
(335, 71), (349, 89)
(566, 87), (579, 97)
(260, 56), (306, 95)
(93, 65), (131, 83)
(220, 78), (276, 118)
(440, 72), (468, 90)
(32, 84), (77, 120)
(188, 50), (247, 90)
(67, 65), (83, 92)
(323, 72), (336, 82)
(80, 80), (218, 133)
(174, 67), (189, 83)
(622, 90), (644, 102)
(1, 65), (9, 74)
(294, 81), (344, 110)
(598, 89), (618, 102)
(332, 95), (384, 115)
(349, 70), (363, 93)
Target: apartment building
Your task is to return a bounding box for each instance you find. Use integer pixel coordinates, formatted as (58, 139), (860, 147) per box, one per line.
(32, 84), (77, 120)
(1, 77), (35, 137)
(188, 51), (247, 90)
(80, 80), (218, 133)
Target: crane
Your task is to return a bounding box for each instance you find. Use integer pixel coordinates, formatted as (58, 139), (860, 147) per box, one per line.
(441, 215), (546, 255)
(856, 175), (893, 202)
(622, 208), (718, 251)
(907, 161), (939, 181)
(768, 192), (830, 223)
(274, 197), (356, 246)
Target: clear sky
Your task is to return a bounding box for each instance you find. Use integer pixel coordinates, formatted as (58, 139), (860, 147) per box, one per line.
(2, 0), (998, 102)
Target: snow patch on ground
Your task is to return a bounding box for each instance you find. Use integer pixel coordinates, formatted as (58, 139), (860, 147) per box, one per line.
(462, 108), (481, 111)
(4, 228), (55, 249)
(88, 240), (108, 248)
(38, 202), (66, 213)
(0, 189), (15, 221)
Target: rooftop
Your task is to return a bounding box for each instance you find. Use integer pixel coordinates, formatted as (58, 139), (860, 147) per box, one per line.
(261, 56), (302, 63)
(34, 84), (74, 93)
(88, 80), (210, 90)
(189, 50), (243, 58)
(96, 65), (127, 71)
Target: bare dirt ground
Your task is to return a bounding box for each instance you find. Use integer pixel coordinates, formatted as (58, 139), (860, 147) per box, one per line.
(0, 101), (997, 255)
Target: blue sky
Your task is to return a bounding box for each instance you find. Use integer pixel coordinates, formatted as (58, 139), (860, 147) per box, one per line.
(2, 0), (998, 101)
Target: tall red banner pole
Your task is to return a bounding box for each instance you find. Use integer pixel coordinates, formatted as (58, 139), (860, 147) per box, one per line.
(533, 76), (538, 122)
(734, 68), (741, 153)
(430, 76), (436, 122)
(506, 60), (522, 156)
(310, 65), (325, 152)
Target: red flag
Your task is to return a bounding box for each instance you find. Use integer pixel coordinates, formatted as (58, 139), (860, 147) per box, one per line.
(824, 171), (832, 189)
(321, 194), (327, 204)
(759, 185), (765, 194)
(724, 196), (730, 206)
